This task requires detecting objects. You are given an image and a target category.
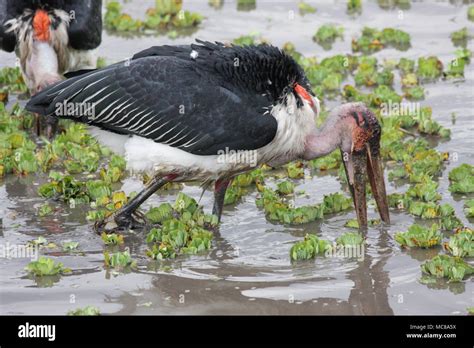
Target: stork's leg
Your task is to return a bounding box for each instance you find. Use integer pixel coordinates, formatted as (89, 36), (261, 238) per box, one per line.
(95, 174), (177, 233)
(212, 179), (230, 222)
(34, 113), (41, 137)
(45, 116), (59, 139)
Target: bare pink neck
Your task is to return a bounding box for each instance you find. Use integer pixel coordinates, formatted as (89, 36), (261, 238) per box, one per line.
(302, 116), (345, 160)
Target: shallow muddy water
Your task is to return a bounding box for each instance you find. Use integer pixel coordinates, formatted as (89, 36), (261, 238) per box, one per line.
(0, 0), (473, 315)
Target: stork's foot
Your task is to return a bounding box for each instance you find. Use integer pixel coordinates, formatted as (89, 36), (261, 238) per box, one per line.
(95, 210), (147, 234)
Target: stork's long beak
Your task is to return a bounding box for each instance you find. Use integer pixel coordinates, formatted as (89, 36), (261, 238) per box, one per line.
(341, 142), (390, 228)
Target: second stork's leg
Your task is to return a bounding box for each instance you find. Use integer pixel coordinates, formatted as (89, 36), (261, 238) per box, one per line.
(212, 179), (230, 222)
(96, 174), (177, 233)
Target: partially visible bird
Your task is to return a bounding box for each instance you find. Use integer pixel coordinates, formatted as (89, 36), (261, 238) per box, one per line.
(26, 40), (390, 231)
(1, 0), (102, 136)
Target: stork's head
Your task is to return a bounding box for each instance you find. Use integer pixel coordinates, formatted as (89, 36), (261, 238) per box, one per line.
(303, 102), (390, 228)
(5, 8), (70, 94)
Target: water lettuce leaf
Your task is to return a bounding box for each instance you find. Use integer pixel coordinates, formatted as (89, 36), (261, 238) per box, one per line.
(395, 224), (442, 248)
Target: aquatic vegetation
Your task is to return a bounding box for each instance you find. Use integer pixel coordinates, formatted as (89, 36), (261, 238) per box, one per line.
(352, 27), (410, 54)
(0, 104), (37, 176)
(298, 2), (316, 15)
(450, 27), (471, 47)
(26, 257), (71, 276)
(277, 181), (295, 195)
(445, 57), (466, 79)
(146, 203), (174, 224)
(104, 250), (136, 270)
(208, 0), (224, 9)
(286, 161), (305, 179)
(336, 232), (364, 246)
(416, 56), (443, 81)
(145, 193), (217, 259)
(405, 177), (440, 202)
(353, 56), (393, 87)
(323, 193), (353, 214)
(378, 0), (410, 10)
(237, 0), (256, 11)
(313, 25), (344, 50)
(443, 228), (473, 258)
(233, 32), (268, 46)
(347, 0), (362, 14)
(464, 200), (474, 218)
(101, 232), (124, 246)
(469, 6), (474, 21)
(104, 2), (142, 31)
(105, 0), (202, 33)
(26, 236), (56, 249)
(256, 187), (352, 225)
(256, 188), (323, 224)
(403, 86), (424, 100)
(62, 241), (79, 252)
(38, 171), (90, 203)
(38, 203), (53, 217)
(0, 67), (28, 94)
(67, 306), (100, 316)
(421, 255), (474, 282)
(344, 219), (380, 229)
(448, 164), (474, 194)
(395, 224), (442, 248)
(290, 234), (331, 261)
(308, 150), (341, 171)
(223, 186), (246, 205)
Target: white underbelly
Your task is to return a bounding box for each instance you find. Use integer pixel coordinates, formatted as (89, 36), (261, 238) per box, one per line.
(88, 126), (253, 180)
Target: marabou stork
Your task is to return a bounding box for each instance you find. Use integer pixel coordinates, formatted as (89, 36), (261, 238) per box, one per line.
(26, 40), (390, 231)
(1, 0), (102, 136)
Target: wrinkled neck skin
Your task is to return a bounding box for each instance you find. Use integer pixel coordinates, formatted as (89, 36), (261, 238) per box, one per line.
(24, 41), (61, 93)
(302, 104), (353, 161)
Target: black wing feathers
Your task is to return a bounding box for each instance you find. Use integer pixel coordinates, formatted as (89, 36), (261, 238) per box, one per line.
(26, 41), (310, 156)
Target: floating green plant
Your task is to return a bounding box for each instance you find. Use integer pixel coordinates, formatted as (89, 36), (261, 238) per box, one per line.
(464, 200), (474, 218)
(145, 193), (217, 259)
(290, 234), (331, 261)
(336, 232), (364, 246)
(395, 224), (442, 248)
(67, 306), (100, 316)
(449, 164), (474, 194)
(298, 1), (317, 15)
(313, 25), (344, 50)
(469, 6), (474, 21)
(38, 203), (53, 217)
(0, 67), (28, 94)
(443, 228), (473, 258)
(105, 0), (202, 33)
(417, 56), (443, 81)
(421, 255), (474, 282)
(276, 181), (295, 195)
(347, 0), (362, 14)
(101, 232), (125, 246)
(450, 27), (471, 47)
(345, 219), (380, 229)
(62, 241), (79, 252)
(26, 257), (71, 276)
(352, 27), (410, 54)
(104, 250), (136, 270)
